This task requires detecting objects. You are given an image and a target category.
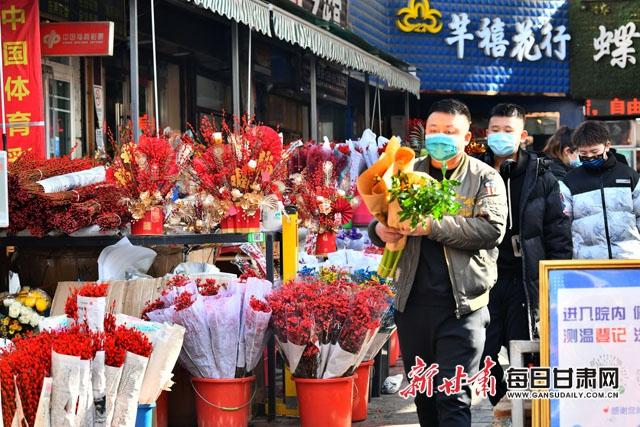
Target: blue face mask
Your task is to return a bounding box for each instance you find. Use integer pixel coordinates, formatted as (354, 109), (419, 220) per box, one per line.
(579, 153), (606, 169)
(487, 132), (518, 157)
(425, 133), (459, 161)
(569, 158), (582, 168)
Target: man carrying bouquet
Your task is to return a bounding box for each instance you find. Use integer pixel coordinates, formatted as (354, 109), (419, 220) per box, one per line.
(480, 103), (572, 406)
(368, 99), (508, 426)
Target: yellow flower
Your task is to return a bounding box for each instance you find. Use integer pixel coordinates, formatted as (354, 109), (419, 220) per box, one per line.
(121, 147), (132, 164)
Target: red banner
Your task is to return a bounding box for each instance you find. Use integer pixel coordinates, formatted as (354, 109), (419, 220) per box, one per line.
(41, 22), (114, 57)
(1, 0), (45, 161)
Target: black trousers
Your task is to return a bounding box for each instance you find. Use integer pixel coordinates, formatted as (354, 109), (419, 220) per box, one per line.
(395, 303), (489, 427)
(481, 274), (530, 406)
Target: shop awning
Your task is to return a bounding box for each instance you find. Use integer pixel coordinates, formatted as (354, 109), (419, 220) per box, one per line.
(191, 0), (272, 36)
(187, 0), (420, 95)
(271, 7), (420, 96)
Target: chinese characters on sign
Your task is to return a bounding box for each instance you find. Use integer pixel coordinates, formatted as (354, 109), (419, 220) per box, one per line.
(396, 0), (443, 34)
(289, 0), (345, 27)
(1, 0), (45, 161)
(593, 23), (640, 69)
(40, 22), (114, 56)
(585, 98), (640, 117)
(444, 14), (570, 61)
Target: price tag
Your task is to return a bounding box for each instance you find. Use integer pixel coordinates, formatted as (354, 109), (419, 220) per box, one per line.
(248, 232), (265, 243)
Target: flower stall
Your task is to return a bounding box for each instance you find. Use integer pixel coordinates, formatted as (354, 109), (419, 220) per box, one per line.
(0, 121), (419, 425)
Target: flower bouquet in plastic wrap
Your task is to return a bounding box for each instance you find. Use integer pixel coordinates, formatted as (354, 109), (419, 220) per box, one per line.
(267, 267), (393, 378)
(357, 137), (461, 278)
(0, 288), (184, 427)
(141, 275), (273, 379)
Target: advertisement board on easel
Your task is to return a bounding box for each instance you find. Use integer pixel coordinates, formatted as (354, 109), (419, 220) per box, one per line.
(536, 260), (640, 426)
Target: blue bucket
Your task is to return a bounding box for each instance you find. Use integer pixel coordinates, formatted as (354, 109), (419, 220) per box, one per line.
(135, 403), (156, 427)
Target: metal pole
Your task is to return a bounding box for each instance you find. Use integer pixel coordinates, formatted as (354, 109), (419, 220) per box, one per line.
(310, 56), (318, 142)
(231, 22), (241, 122)
(247, 28), (252, 118)
(0, 17), (7, 151)
(265, 233), (276, 421)
(364, 73), (370, 130)
(404, 91), (410, 139)
(129, 0), (140, 142)
(150, 0), (160, 136)
(377, 83), (382, 137)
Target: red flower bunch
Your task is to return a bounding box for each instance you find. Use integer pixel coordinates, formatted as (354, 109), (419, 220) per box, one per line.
(104, 332), (126, 367)
(78, 282), (109, 297)
(0, 332), (53, 426)
(186, 116), (297, 224)
(249, 296), (271, 313)
(107, 134), (179, 220)
(268, 272), (392, 378)
(64, 288), (79, 320)
(141, 298), (165, 321)
(197, 278), (224, 297)
(173, 291), (195, 311)
(110, 325), (153, 358)
(51, 326), (96, 360)
(166, 274), (190, 289)
(287, 142), (352, 236)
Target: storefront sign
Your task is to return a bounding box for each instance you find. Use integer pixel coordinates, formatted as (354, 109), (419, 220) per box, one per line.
(443, 14), (570, 61)
(585, 98), (640, 117)
(349, 0), (571, 93)
(1, 0), (45, 161)
(593, 22), (639, 69)
(396, 0), (442, 34)
(538, 260), (640, 426)
(40, 21), (114, 56)
(289, 0), (347, 27)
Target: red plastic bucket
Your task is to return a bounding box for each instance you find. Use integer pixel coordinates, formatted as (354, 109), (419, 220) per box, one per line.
(389, 330), (400, 367)
(315, 231), (337, 256)
(294, 375), (354, 427)
(352, 360), (374, 422)
(191, 376), (256, 427)
(131, 207), (164, 235)
(219, 206), (261, 233)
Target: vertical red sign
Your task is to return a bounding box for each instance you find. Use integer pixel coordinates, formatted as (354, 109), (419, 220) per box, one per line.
(1, 0), (45, 162)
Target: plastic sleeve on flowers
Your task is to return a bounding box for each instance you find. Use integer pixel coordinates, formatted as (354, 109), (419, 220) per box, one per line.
(50, 351), (82, 427)
(76, 359), (93, 427)
(103, 365), (123, 427)
(33, 377), (52, 427)
(111, 352), (149, 427)
(77, 296), (107, 332)
(206, 291), (242, 378)
(174, 299), (216, 378)
(243, 308), (271, 373)
(138, 324), (185, 404)
(92, 351), (107, 427)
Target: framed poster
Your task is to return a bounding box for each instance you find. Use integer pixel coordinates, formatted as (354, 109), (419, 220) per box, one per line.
(537, 260), (640, 426)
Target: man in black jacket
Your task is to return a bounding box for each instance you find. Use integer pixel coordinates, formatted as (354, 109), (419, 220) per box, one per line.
(481, 104), (572, 405)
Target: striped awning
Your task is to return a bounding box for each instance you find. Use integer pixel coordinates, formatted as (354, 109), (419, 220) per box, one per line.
(191, 0), (272, 36)
(188, 0), (420, 95)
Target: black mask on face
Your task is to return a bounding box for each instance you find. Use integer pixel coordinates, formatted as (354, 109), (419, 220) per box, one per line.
(579, 153), (606, 169)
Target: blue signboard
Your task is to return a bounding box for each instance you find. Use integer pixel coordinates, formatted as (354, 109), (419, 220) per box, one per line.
(540, 261), (640, 426)
(348, 0), (570, 94)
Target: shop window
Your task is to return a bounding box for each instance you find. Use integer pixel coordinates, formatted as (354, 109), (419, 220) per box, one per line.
(47, 79), (72, 157)
(196, 75), (229, 113)
(598, 120), (638, 171)
(525, 112), (559, 152)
